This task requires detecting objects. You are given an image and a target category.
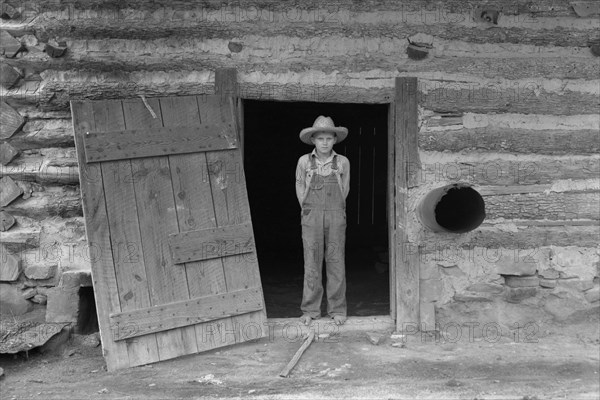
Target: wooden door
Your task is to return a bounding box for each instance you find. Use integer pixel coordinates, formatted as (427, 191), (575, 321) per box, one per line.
(72, 95), (267, 371)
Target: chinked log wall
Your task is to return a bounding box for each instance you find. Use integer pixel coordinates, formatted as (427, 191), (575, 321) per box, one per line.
(1, 0), (599, 321)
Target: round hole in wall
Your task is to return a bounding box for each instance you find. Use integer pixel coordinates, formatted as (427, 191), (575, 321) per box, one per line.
(417, 184), (485, 233)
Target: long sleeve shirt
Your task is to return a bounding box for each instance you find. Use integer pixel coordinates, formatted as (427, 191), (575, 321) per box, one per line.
(295, 149), (350, 207)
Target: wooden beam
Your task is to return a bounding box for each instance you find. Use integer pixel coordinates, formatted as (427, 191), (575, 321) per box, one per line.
(215, 68), (238, 98)
(23, 0), (582, 17)
(28, 74), (600, 112)
(83, 124), (238, 163)
(2, 186), (82, 219)
(36, 81), (395, 108)
(109, 288), (264, 341)
(37, 20), (598, 48)
(417, 157), (600, 186)
(0, 154), (79, 184)
(484, 191), (600, 220)
(419, 128), (600, 155)
(169, 223), (255, 264)
(8, 54), (600, 81)
(421, 223), (600, 249)
(9, 118), (74, 150)
(394, 77), (420, 330)
(420, 87), (599, 116)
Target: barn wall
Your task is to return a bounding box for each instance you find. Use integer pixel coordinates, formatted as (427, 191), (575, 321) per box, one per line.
(1, 1), (598, 329)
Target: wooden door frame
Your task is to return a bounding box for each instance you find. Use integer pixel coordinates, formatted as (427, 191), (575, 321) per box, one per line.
(392, 77), (420, 331)
(219, 69), (420, 331)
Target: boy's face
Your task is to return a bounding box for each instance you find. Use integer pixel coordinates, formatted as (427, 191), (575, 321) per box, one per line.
(311, 132), (337, 154)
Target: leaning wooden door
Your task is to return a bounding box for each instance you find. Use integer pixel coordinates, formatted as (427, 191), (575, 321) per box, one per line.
(72, 95), (267, 371)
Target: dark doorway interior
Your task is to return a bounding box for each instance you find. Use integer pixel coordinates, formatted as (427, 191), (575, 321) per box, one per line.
(244, 100), (389, 318)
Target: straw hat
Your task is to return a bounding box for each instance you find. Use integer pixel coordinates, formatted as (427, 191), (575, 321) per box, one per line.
(299, 116), (348, 145)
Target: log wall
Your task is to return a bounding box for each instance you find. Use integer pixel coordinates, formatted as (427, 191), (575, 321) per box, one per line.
(1, 0), (598, 328)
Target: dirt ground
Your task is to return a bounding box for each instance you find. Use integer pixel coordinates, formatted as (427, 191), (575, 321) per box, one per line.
(1, 316), (599, 400)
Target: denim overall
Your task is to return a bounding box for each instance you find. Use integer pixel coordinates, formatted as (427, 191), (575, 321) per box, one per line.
(301, 154), (347, 318)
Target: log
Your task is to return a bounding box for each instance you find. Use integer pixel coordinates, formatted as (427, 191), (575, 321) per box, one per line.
(420, 86), (599, 116)
(11, 107), (71, 120)
(279, 329), (315, 378)
(35, 80), (394, 107)
(0, 148), (79, 184)
(1, 81), (46, 108)
(21, 75), (600, 113)
(37, 20), (600, 48)
(6, 54), (600, 80)
(419, 128), (600, 155)
(0, 101), (25, 140)
(21, 0), (584, 18)
(2, 184), (82, 219)
(484, 191), (600, 220)
(419, 222), (600, 249)
(478, 184), (564, 195)
(9, 119), (75, 150)
(416, 156), (600, 186)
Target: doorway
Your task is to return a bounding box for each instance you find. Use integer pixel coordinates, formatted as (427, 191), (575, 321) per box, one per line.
(244, 100), (389, 318)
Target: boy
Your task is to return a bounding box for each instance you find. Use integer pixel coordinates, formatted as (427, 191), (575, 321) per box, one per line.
(295, 116), (350, 326)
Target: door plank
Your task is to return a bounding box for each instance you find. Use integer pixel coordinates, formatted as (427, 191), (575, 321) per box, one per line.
(93, 100), (160, 367)
(201, 96), (267, 343)
(160, 95), (233, 352)
(121, 98), (199, 360)
(109, 288), (264, 341)
(83, 124), (237, 163)
(71, 101), (129, 371)
(169, 223), (255, 264)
